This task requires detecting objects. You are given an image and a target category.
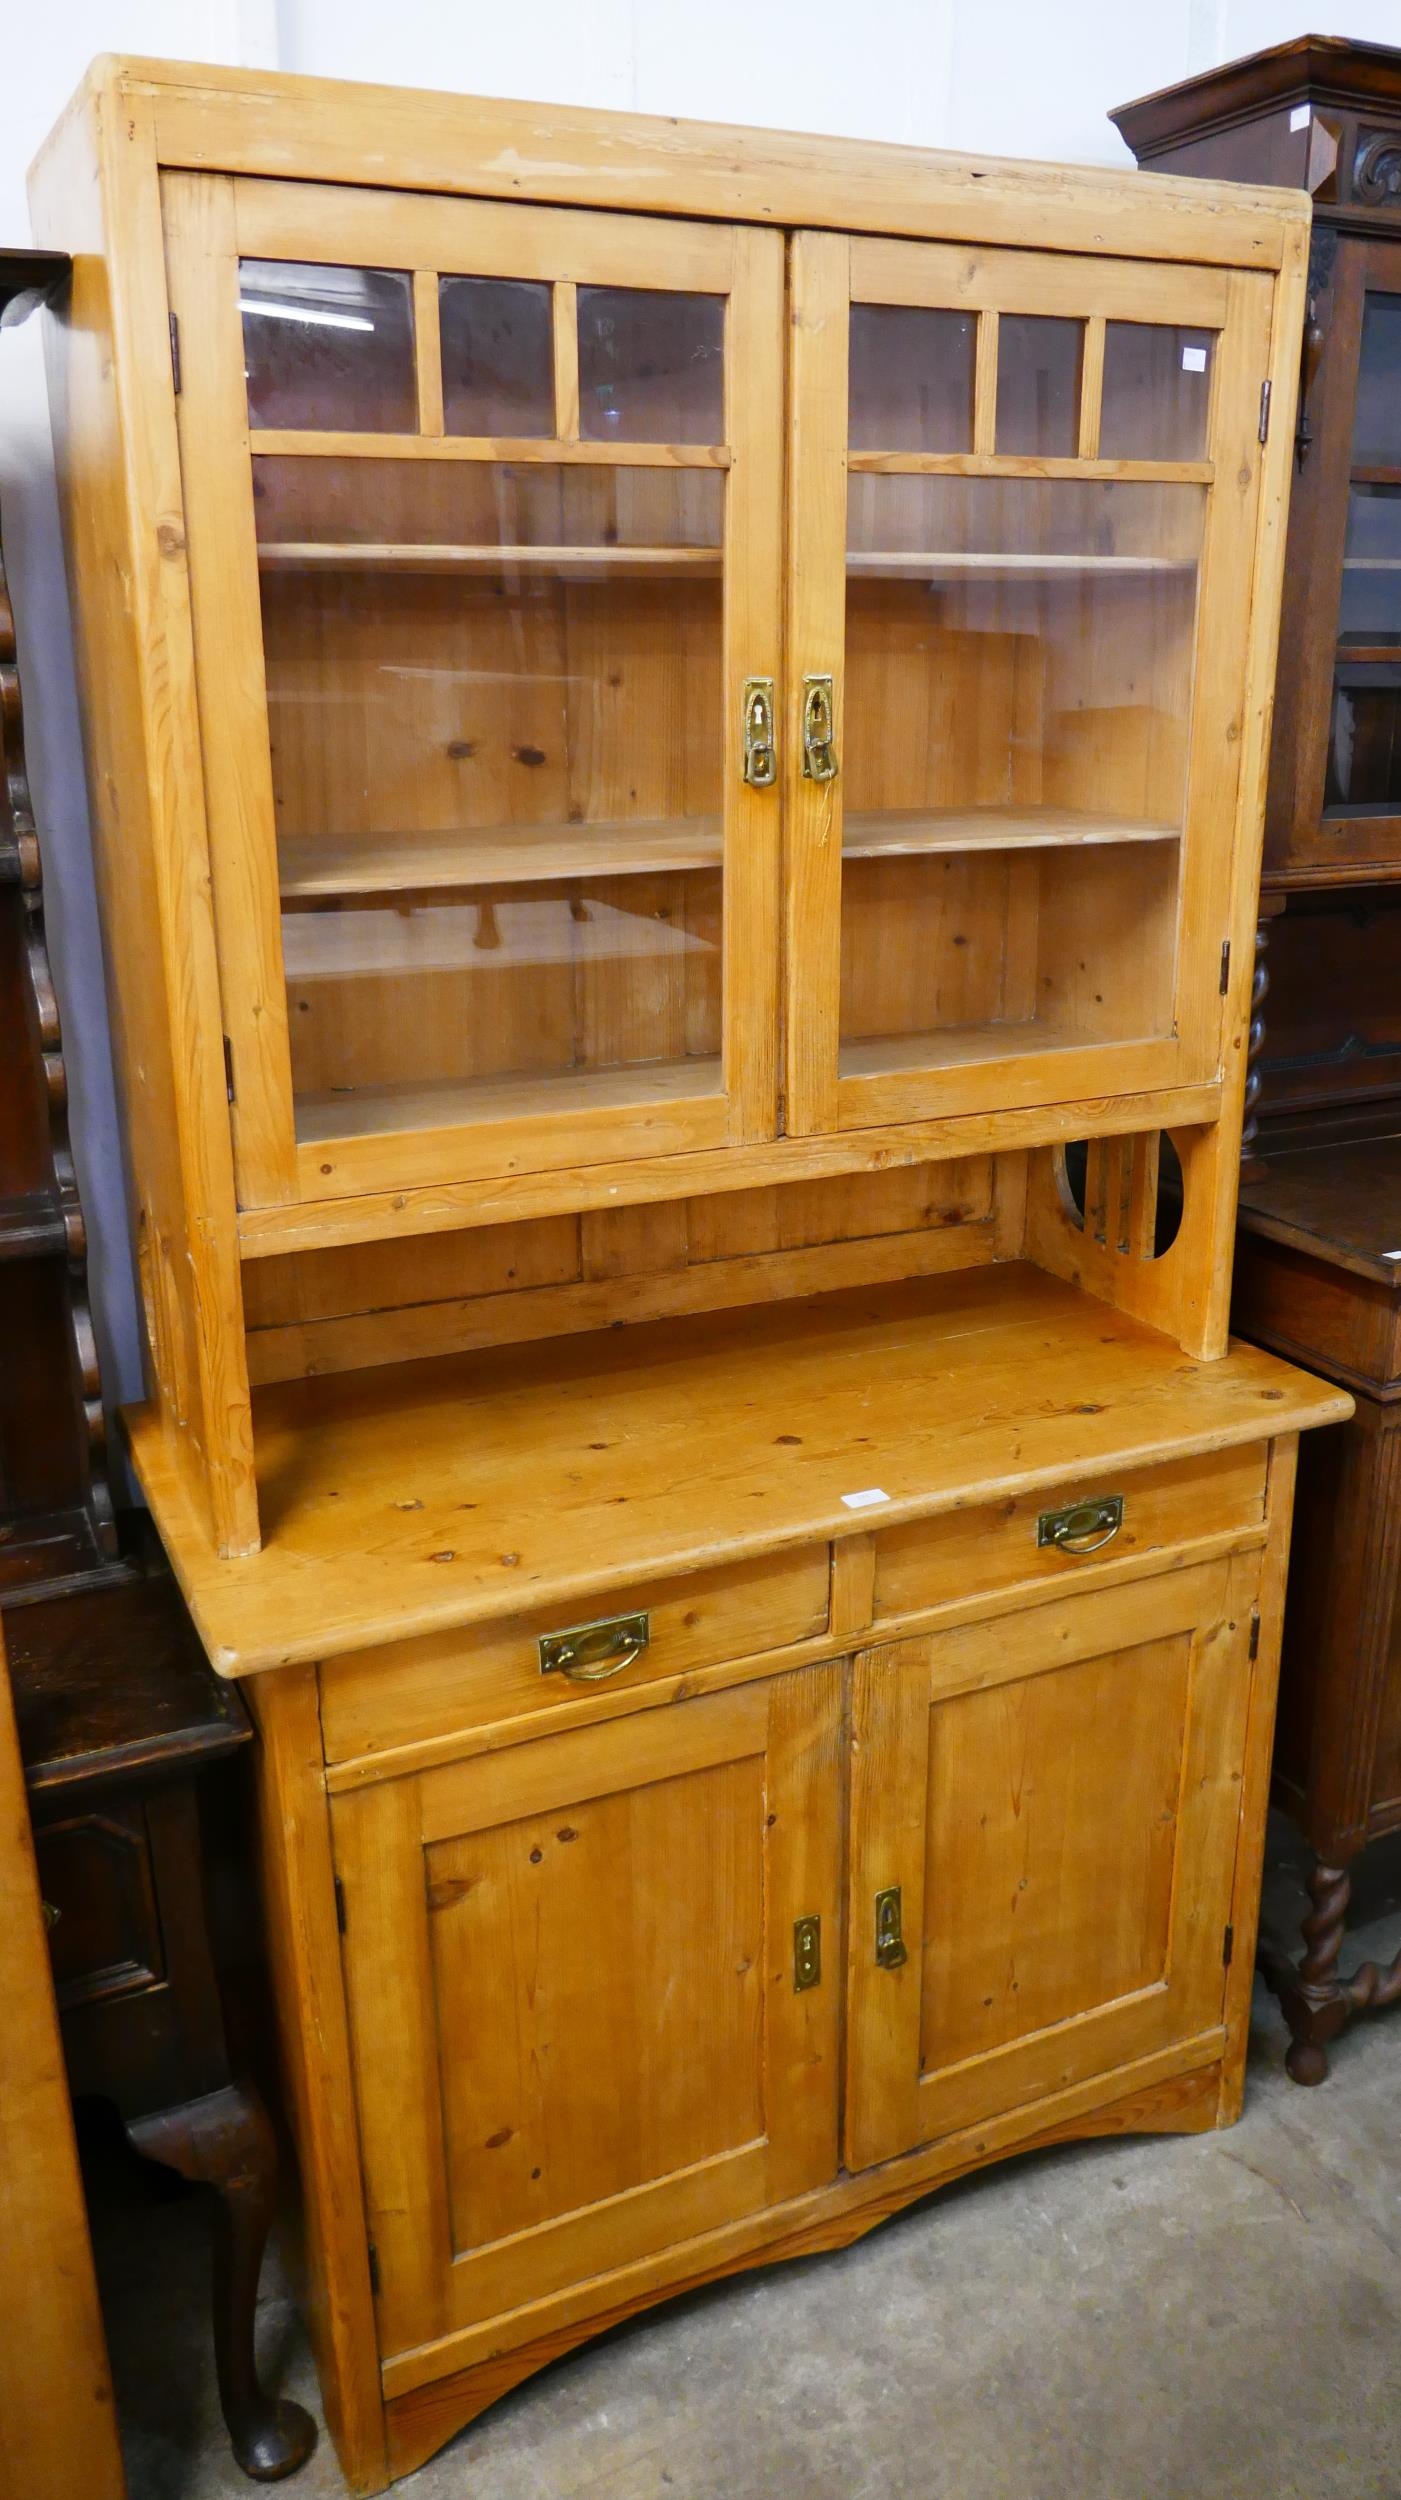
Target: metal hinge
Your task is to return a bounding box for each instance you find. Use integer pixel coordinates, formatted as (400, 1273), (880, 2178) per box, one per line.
(1223, 1922), (1235, 1969)
(1258, 379), (1271, 444)
(1219, 939), (1231, 996)
(1249, 1611), (1261, 1661)
(334, 1873), (347, 1935)
(366, 2239), (380, 2298)
(169, 311), (182, 396)
(223, 1034), (235, 1104)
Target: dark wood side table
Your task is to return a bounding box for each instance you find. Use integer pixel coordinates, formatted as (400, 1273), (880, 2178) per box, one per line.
(1231, 1083), (1401, 2082)
(5, 1551), (318, 2479)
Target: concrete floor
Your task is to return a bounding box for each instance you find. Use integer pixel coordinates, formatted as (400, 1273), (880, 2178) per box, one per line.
(84, 1820), (1401, 2500)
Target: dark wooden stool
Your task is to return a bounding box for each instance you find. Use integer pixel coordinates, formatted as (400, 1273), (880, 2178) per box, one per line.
(5, 1553), (317, 2480)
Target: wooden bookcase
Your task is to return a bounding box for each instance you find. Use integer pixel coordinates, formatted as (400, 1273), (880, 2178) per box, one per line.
(33, 59), (1348, 2490)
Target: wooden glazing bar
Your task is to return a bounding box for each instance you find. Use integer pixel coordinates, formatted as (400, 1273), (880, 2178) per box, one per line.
(552, 279), (579, 441)
(972, 310), (998, 456)
(412, 270), (444, 436)
(1078, 315), (1106, 460)
(247, 431), (730, 464)
(846, 450), (1210, 481)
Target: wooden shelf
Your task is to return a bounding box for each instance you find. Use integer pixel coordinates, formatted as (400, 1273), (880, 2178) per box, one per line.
(840, 1019), (1170, 1079)
(280, 819), (724, 901)
(257, 541), (721, 575)
(125, 1266), (1350, 1675)
(295, 1055), (724, 1145)
(843, 808), (1178, 858)
(847, 552), (1195, 581)
(277, 809), (1175, 905)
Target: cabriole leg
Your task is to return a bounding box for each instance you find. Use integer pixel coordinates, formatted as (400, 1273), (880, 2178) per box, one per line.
(128, 2081), (317, 2480)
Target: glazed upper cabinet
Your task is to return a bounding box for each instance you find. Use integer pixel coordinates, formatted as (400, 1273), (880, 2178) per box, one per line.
(163, 177), (1277, 1210)
(785, 237), (1273, 1133)
(1268, 234), (1401, 884)
(165, 177), (783, 1207)
(1114, 47), (1401, 892)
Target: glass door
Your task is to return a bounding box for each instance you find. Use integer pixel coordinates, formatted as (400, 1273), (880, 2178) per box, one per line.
(784, 233), (1274, 1136)
(163, 178), (781, 1208)
(1322, 254), (1401, 864)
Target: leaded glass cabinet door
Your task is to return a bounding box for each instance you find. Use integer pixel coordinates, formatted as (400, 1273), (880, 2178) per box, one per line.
(784, 233), (1275, 1136)
(1268, 231), (1401, 883)
(163, 177), (782, 1208)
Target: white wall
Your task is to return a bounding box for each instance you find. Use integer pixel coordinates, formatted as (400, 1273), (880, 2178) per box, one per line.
(7, 0), (1401, 1414)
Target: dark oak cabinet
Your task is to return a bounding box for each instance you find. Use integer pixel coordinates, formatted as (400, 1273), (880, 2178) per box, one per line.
(1117, 38), (1401, 2078)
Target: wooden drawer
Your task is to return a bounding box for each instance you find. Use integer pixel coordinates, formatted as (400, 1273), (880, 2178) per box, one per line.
(870, 1444), (1268, 1625)
(319, 1547), (832, 1766)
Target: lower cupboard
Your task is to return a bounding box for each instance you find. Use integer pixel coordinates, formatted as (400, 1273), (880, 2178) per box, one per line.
(324, 1545), (1263, 2466)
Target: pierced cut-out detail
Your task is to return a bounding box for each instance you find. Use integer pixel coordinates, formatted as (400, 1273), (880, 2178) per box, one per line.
(1056, 1132), (1183, 1260)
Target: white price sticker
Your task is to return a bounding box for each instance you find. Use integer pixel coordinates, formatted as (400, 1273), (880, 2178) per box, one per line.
(1182, 345), (1207, 373)
(841, 1487), (890, 1511)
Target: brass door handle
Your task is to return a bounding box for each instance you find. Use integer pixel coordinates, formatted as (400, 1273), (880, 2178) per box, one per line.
(741, 676), (777, 787)
(1036, 1494), (1125, 1557)
(801, 674), (838, 782)
(874, 1886), (907, 1970)
(538, 1610), (650, 1682)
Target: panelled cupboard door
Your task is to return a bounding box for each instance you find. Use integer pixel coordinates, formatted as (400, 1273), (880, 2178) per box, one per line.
(784, 232), (1276, 1135)
(330, 1668), (843, 2361)
(161, 173), (784, 1209)
(843, 1560), (1254, 2171)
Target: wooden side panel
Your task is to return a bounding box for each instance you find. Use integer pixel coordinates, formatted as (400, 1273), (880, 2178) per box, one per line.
(29, 88), (257, 1554)
(243, 1669), (387, 2495)
(1219, 1448), (1296, 2122)
(0, 1628), (125, 2500)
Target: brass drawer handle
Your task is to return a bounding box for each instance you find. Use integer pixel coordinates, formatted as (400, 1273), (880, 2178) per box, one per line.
(538, 1609), (650, 1683)
(1036, 1494), (1125, 1557)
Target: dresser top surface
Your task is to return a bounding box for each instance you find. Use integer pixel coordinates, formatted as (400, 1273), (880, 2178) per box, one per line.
(125, 1266), (1349, 1677)
(1238, 1129), (1401, 1285)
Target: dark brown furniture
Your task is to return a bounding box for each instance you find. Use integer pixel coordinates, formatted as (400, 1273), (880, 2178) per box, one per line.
(1227, 903), (1401, 2083)
(1114, 37), (1401, 896)
(0, 249), (117, 1597)
(0, 252), (313, 2475)
(1115, 42), (1401, 2078)
(7, 1557), (316, 2479)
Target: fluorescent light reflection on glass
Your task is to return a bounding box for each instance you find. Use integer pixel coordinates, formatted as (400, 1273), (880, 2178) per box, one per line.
(239, 297), (375, 333)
